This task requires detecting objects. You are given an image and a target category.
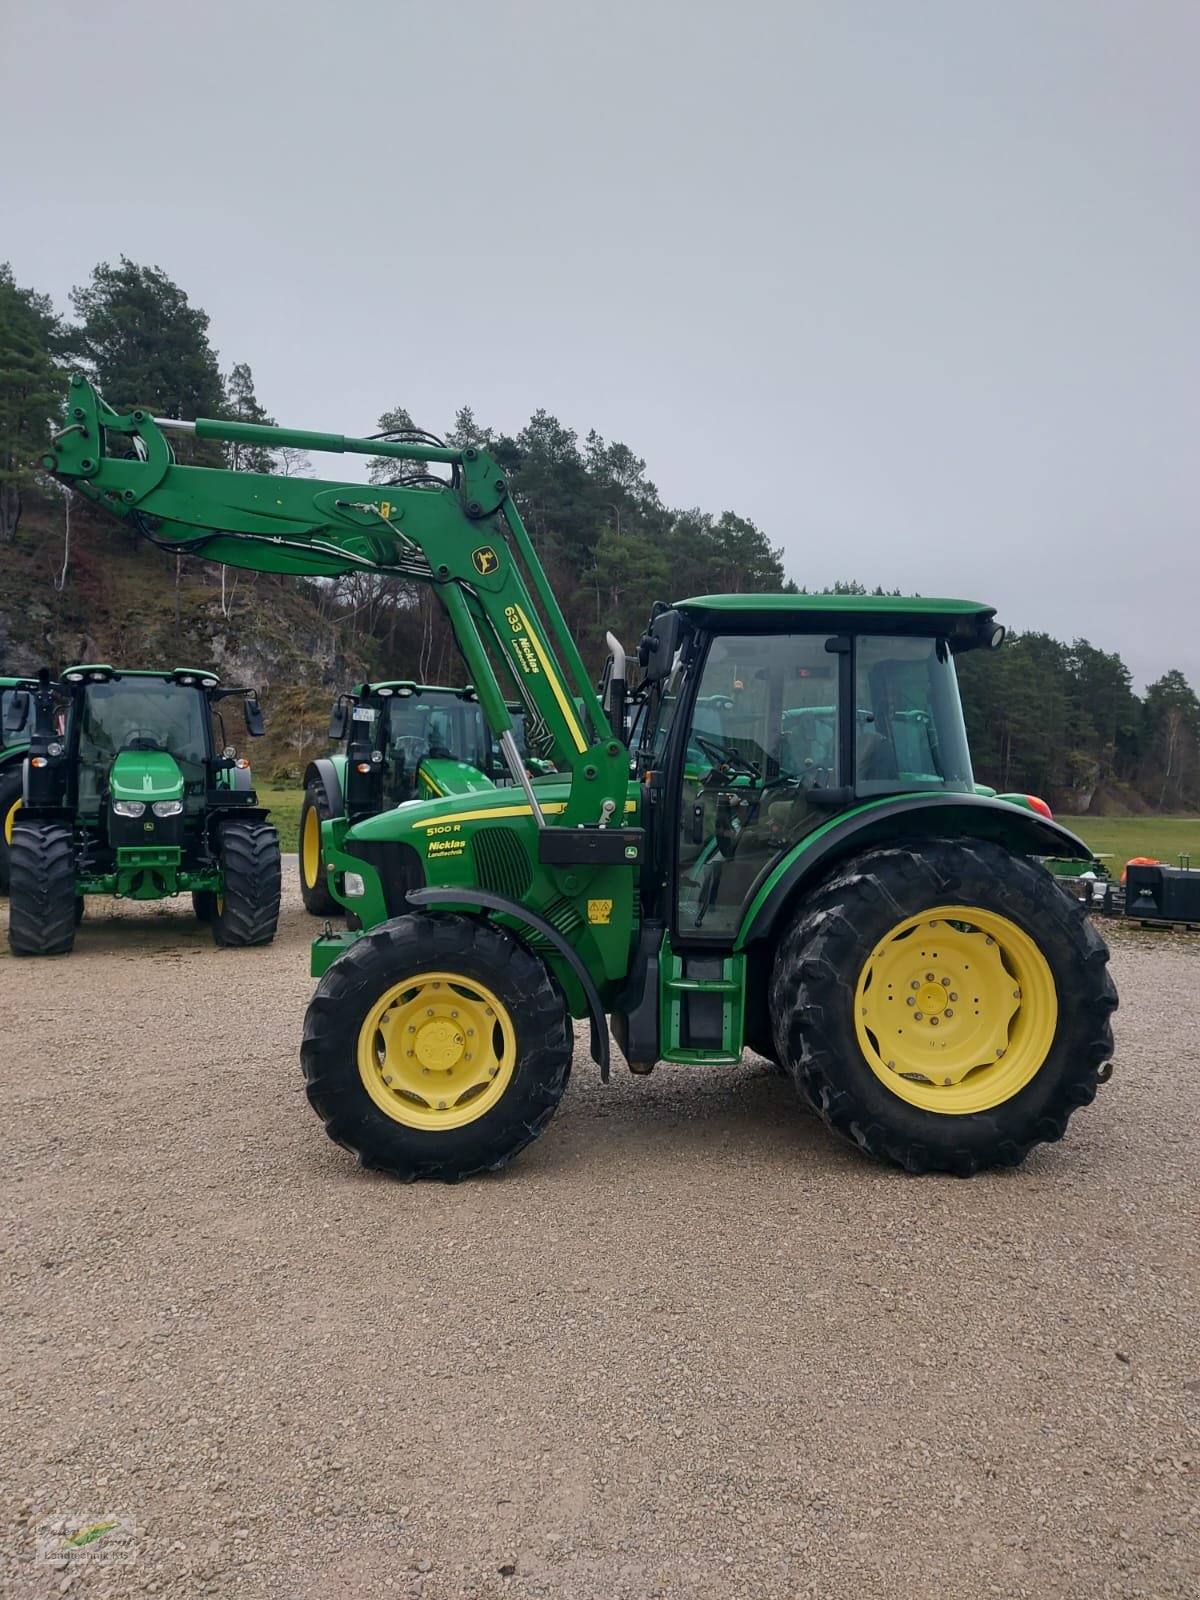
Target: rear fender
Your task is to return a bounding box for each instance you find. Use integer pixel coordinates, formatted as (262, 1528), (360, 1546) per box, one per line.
(736, 792), (1094, 951)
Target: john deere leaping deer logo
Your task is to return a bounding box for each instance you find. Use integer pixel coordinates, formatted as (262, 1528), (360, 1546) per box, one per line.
(471, 546), (500, 576)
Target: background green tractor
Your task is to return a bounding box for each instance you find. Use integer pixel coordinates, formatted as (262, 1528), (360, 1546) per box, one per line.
(8, 665), (281, 956)
(0, 676), (36, 891)
(299, 681), (551, 916)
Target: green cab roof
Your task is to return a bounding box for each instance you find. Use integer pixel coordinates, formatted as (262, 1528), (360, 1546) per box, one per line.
(673, 593), (999, 646)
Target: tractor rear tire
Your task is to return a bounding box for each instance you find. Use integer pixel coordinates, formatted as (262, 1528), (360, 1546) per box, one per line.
(211, 821), (281, 947)
(769, 838), (1117, 1176)
(8, 820), (78, 956)
(0, 767), (24, 893)
(302, 912), (573, 1181)
(299, 782), (337, 916)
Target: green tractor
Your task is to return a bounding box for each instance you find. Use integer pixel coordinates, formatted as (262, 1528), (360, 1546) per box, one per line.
(8, 664), (281, 956)
(0, 676), (36, 891)
(299, 680), (548, 916)
(45, 377), (1116, 1177)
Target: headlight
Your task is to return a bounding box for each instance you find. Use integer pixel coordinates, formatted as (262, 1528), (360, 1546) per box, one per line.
(113, 800), (145, 818)
(152, 800), (183, 817)
(47, 742), (63, 757)
(343, 871), (366, 898)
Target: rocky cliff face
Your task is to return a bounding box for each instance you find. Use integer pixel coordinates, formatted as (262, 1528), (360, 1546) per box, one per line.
(0, 493), (375, 775)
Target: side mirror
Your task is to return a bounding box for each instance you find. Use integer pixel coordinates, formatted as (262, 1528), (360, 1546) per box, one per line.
(328, 699), (350, 741)
(3, 691), (30, 738)
(638, 609), (684, 684)
(244, 696), (266, 738)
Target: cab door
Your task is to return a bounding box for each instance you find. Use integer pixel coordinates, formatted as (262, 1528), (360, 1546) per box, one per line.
(673, 632), (841, 938)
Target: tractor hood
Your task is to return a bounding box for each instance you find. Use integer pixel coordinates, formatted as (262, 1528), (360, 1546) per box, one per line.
(109, 750), (185, 804)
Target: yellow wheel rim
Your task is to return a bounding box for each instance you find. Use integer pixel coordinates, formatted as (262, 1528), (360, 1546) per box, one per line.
(357, 970), (517, 1131)
(302, 806), (321, 890)
(3, 796), (20, 846)
(854, 904), (1058, 1114)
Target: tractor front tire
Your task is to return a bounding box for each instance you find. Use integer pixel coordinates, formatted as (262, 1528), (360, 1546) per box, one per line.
(299, 782), (337, 916)
(769, 838), (1117, 1176)
(212, 820), (282, 947)
(8, 821), (78, 956)
(192, 890), (216, 923)
(302, 912), (573, 1181)
(0, 767), (24, 893)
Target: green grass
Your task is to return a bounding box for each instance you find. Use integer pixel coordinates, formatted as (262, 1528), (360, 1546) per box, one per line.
(1058, 816), (1200, 867)
(260, 784), (304, 851)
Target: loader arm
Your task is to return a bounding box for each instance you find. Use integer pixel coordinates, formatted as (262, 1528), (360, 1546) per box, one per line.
(44, 377), (626, 825)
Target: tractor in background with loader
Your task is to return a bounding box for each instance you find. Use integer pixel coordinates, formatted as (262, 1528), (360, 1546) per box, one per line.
(8, 664), (281, 955)
(43, 376), (1116, 1178)
(300, 680), (551, 916)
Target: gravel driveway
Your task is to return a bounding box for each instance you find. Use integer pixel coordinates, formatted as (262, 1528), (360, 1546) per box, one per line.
(1, 880), (1197, 1599)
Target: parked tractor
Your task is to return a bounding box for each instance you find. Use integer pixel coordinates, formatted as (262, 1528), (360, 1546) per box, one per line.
(300, 681), (544, 916)
(8, 664), (281, 956)
(44, 377), (1117, 1177)
(0, 676), (35, 890)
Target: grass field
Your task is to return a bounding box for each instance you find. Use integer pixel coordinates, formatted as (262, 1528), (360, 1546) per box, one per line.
(1064, 816), (1200, 867)
(260, 785), (303, 851)
(260, 782), (1200, 871)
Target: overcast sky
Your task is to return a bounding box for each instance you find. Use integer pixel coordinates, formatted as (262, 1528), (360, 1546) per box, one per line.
(4, 0), (1197, 690)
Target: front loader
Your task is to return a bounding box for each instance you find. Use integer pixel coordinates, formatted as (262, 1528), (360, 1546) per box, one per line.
(8, 663), (281, 955)
(42, 376), (1116, 1176)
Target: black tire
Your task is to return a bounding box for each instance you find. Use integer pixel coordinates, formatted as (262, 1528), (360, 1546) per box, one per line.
(302, 912), (573, 1181)
(299, 782), (337, 916)
(8, 820), (78, 956)
(0, 766), (24, 893)
(769, 838), (1117, 1176)
(211, 820), (281, 947)
(192, 890), (216, 923)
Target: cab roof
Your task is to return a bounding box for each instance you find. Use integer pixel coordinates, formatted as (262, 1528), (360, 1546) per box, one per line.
(673, 594), (1000, 648)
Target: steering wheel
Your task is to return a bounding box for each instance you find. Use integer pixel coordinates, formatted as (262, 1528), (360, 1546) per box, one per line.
(391, 735), (428, 767)
(694, 735), (760, 780)
(121, 729), (163, 752)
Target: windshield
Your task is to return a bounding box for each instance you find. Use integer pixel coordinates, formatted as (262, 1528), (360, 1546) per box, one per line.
(376, 692), (491, 805)
(854, 636), (974, 794)
(73, 679), (211, 811)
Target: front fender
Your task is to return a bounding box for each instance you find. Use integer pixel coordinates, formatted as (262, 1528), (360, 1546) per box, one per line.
(736, 792), (1094, 950)
(303, 756), (345, 819)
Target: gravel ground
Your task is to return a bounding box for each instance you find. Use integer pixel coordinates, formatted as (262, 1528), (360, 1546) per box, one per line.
(1, 876), (1197, 1600)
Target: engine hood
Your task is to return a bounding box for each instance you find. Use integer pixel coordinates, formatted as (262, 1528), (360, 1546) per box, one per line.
(109, 750), (185, 804)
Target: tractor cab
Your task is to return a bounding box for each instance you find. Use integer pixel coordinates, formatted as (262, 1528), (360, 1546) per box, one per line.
(635, 596), (1001, 940)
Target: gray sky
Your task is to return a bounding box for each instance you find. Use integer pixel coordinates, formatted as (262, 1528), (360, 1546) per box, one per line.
(5, 0), (1197, 690)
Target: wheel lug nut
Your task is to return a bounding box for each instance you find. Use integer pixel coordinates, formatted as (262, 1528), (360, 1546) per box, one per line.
(911, 981), (920, 991)
(907, 997), (916, 1007)
(426, 1008), (433, 1016)
(941, 977), (951, 987)
(949, 993), (958, 1002)
(945, 1009), (954, 1019)
(930, 1017), (939, 1026)
(914, 1011), (924, 1021)
(925, 972), (934, 981)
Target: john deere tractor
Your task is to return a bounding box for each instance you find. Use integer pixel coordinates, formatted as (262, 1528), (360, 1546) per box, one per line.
(8, 663), (281, 955)
(0, 677), (36, 890)
(300, 680), (552, 915)
(43, 376), (1116, 1177)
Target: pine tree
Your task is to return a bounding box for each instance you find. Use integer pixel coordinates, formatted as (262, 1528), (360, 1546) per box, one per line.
(0, 264), (66, 540)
